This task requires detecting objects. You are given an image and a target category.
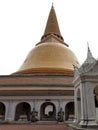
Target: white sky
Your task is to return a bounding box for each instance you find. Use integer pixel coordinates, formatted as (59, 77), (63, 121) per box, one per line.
(0, 0), (98, 75)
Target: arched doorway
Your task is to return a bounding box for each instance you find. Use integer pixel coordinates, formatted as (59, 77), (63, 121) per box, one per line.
(40, 102), (56, 121)
(76, 88), (81, 122)
(15, 102), (31, 121)
(94, 87), (98, 107)
(65, 102), (74, 121)
(94, 86), (98, 121)
(0, 102), (5, 121)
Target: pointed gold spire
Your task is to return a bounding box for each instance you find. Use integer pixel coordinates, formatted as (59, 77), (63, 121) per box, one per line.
(52, 2), (54, 8)
(41, 5), (64, 41)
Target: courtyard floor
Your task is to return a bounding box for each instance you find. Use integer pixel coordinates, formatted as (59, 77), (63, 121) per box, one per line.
(0, 123), (68, 130)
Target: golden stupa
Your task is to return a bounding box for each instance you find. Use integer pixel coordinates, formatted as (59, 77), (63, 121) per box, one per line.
(14, 5), (79, 74)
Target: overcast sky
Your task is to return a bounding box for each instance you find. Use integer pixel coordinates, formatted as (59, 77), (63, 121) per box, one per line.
(0, 0), (98, 75)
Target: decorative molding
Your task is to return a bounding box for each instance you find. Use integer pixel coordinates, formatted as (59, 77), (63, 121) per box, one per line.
(0, 74), (73, 78)
(0, 83), (73, 87)
(0, 91), (74, 96)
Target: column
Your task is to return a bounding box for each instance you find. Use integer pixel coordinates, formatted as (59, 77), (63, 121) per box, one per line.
(74, 88), (78, 123)
(85, 83), (97, 125)
(5, 101), (16, 122)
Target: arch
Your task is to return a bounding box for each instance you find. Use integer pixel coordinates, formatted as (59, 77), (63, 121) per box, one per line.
(76, 88), (81, 122)
(0, 102), (6, 121)
(94, 86), (98, 107)
(94, 86), (98, 122)
(65, 101), (74, 121)
(15, 102), (31, 121)
(40, 102), (56, 121)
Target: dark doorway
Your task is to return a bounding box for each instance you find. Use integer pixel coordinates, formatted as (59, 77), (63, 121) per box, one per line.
(94, 87), (98, 107)
(0, 102), (5, 121)
(40, 102), (56, 121)
(15, 102), (31, 121)
(65, 102), (74, 121)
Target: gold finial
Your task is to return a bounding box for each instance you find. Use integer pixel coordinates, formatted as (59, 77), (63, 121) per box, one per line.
(52, 3), (54, 8)
(40, 3), (64, 43)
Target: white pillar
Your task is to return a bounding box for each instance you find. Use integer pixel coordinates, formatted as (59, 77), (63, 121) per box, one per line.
(79, 83), (88, 126)
(85, 83), (97, 125)
(80, 82), (97, 126)
(5, 101), (16, 122)
(74, 88), (78, 123)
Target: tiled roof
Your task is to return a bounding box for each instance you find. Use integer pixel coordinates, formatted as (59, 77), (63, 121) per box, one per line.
(0, 124), (68, 130)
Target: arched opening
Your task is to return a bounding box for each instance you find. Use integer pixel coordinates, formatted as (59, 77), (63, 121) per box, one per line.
(40, 102), (56, 121)
(15, 102), (31, 121)
(94, 87), (98, 107)
(0, 102), (5, 121)
(94, 86), (98, 122)
(76, 88), (81, 122)
(65, 102), (74, 121)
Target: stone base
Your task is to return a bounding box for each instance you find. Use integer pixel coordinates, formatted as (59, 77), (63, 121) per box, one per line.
(79, 120), (98, 127)
(68, 124), (98, 130)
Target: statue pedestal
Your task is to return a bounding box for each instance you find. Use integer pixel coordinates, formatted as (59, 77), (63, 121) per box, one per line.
(18, 115), (27, 121)
(0, 115), (4, 121)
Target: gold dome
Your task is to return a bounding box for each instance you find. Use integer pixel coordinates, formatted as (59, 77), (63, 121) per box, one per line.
(15, 41), (79, 74)
(13, 5), (79, 74)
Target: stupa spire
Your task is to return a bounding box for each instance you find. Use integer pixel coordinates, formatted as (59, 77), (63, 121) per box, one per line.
(52, 2), (54, 8)
(85, 42), (96, 64)
(41, 5), (64, 41)
(78, 42), (96, 74)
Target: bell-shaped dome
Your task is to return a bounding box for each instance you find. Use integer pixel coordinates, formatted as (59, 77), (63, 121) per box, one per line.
(14, 5), (79, 74)
(16, 42), (79, 74)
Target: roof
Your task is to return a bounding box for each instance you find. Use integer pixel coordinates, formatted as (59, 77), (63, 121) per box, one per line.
(14, 6), (79, 74)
